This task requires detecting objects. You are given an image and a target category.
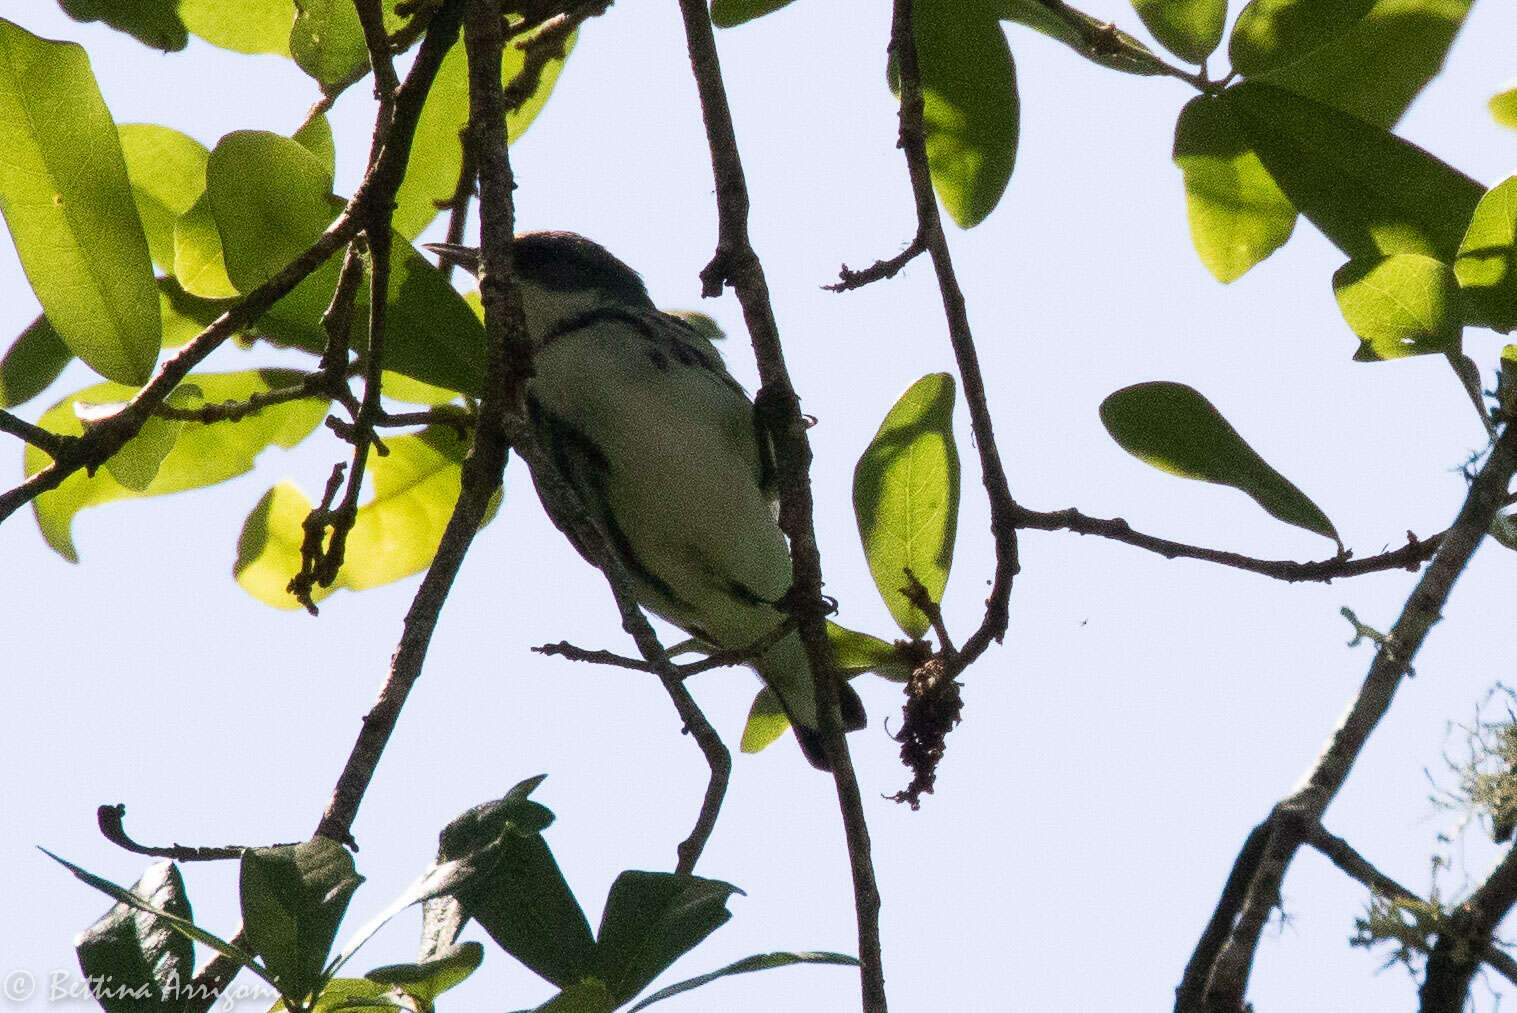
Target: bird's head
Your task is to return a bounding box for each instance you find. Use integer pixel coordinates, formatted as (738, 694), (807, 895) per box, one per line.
(426, 231), (655, 341)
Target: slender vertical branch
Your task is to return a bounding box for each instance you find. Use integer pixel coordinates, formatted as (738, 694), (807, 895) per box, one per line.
(1178, 426), (1517, 1012)
(673, 0), (885, 1007)
(886, 0), (1018, 671)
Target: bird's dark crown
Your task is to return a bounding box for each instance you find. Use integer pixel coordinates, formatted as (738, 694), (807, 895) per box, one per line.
(512, 231), (654, 309)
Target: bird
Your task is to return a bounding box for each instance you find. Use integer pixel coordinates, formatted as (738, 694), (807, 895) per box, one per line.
(427, 231), (866, 769)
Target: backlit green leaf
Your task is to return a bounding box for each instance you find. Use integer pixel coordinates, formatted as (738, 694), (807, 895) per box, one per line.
(1229, 0), (1472, 127)
(1130, 0), (1225, 64)
(710, 0), (798, 27)
(854, 373), (960, 639)
(1100, 381), (1339, 543)
(0, 19), (161, 385)
(58, 0), (187, 51)
(293, 114), (337, 182)
(1172, 95), (1297, 282)
(1221, 82), (1483, 263)
(594, 872), (740, 1005)
(118, 124), (210, 273)
(999, 1), (1162, 76)
(1333, 254), (1461, 360)
(26, 370), (328, 562)
(1493, 87), (1517, 130)
(235, 425), (490, 608)
(627, 951), (859, 1012)
(180, 0), (295, 56)
(290, 0), (369, 92)
(391, 34), (574, 240)
(1, 315), (71, 408)
(1454, 175), (1517, 333)
(903, 0), (1018, 228)
(739, 688), (789, 754)
(173, 191), (240, 299)
(75, 862), (195, 1013)
(241, 838), (363, 1004)
(365, 942), (484, 1005)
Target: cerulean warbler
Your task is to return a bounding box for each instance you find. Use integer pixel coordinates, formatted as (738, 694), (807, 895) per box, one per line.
(429, 231), (866, 769)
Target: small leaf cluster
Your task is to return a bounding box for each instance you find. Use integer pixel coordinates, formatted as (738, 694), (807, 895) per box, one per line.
(52, 779), (856, 1013)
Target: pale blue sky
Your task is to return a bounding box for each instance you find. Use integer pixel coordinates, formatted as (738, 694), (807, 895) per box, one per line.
(3, 1), (1516, 1010)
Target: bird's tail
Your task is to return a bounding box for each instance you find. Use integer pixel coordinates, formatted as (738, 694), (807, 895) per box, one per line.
(756, 632), (868, 772)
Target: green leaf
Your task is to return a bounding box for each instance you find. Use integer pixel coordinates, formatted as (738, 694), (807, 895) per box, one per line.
(173, 191), (240, 299)
(1100, 381), (1340, 543)
(204, 130), (487, 394)
(828, 622), (913, 682)
(1455, 175), (1517, 333)
(93, 388), (188, 491)
(1221, 82), (1484, 263)
(853, 373), (960, 639)
(1130, 0), (1225, 64)
(234, 425), (492, 608)
(1172, 95), (1298, 282)
(293, 114), (337, 182)
(365, 942), (484, 1005)
(444, 808), (593, 988)
(180, 0), (295, 56)
(43, 849), (271, 987)
(1334, 253), (1461, 360)
(998, 1), (1163, 76)
(1228, 0), (1472, 127)
(900, 0), (1018, 228)
(57, 0), (187, 51)
(75, 862), (195, 1013)
(158, 276), (234, 348)
(391, 34), (574, 240)
(1493, 87), (1517, 131)
(207, 130), (345, 327)
(529, 981), (617, 1013)
(25, 369), (328, 562)
(739, 687), (789, 754)
(710, 0), (798, 27)
(1, 314), (72, 408)
(274, 977), (399, 1013)
(290, 0), (369, 92)
(0, 19), (161, 385)
(593, 872), (740, 1006)
(626, 951), (860, 1012)
(118, 124), (210, 274)
(241, 838), (364, 1004)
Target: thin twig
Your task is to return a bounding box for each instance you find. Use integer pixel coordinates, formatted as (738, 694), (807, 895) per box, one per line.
(888, 0), (1019, 674)
(825, 233), (926, 292)
(534, 615), (799, 679)
(1026, 0), (1213, 90)
(1014, 505), (1440, 582)
(1179, 427), (1517, 1012)
(95, 804), (252, 862)
(151, 370), (341, 425)
(674, 0), (884, 1005)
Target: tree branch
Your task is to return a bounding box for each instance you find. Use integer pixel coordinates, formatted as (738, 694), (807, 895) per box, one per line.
(1178, 426), (1517, 1012)
(887, 0), (1019, 674)
(675, 0), (884, 1005)
(1013, 504), (1440, 582)
(315, 0), (509, 848)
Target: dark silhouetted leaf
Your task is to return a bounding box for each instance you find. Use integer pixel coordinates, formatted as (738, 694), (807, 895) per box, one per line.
(240, 838), (364, 1003)
(75, 862), (194, 1013)
(593, 871), (740, 1005)
(58, 0), (187, 51)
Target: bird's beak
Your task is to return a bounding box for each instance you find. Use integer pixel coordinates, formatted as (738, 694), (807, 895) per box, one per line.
(423, 242), (479, 275)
